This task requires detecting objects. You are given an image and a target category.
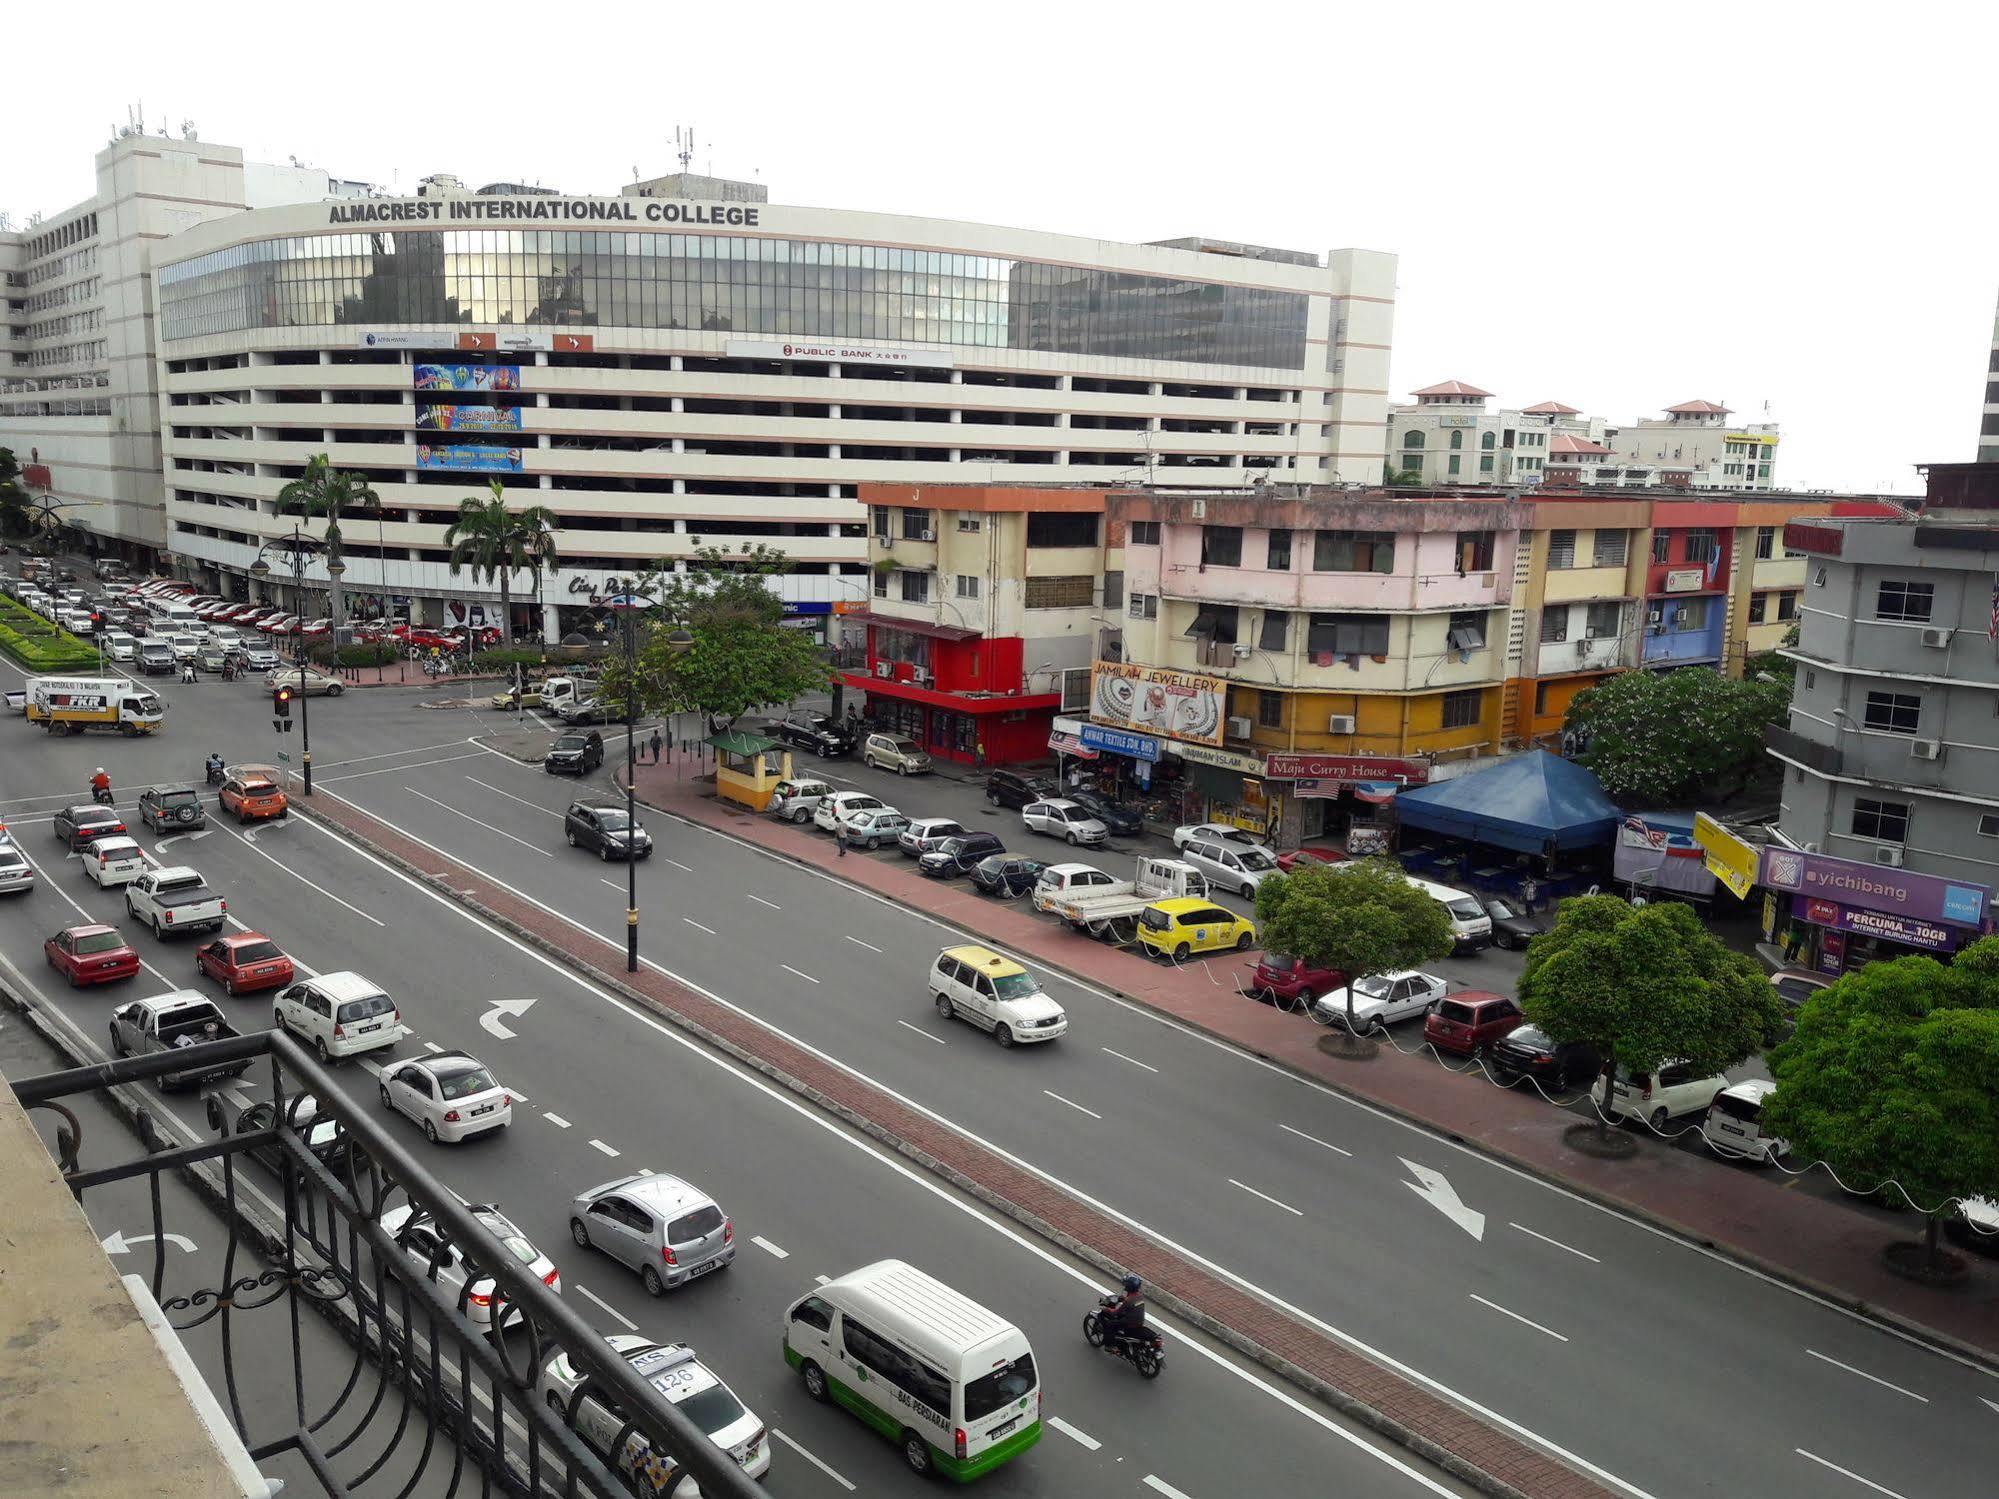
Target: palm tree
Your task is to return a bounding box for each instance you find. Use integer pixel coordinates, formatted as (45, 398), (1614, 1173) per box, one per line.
(0, 447), (31, 539)
(275, 454), (381, 629)
(442, 479), (561, 647)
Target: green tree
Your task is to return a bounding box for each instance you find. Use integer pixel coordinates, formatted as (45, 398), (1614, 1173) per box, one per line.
(1743, 622), (1801, 690)
(275, 453), (382, 629)
(596, 543), (830, 731)
(1382, 461), (1425, 487)
(1518, 895), (1785, 1138)
(0, 448), (29, 538)
(442, 479), (562, 648)
(1763, 942), (1999, 1269)
(1253, 858), (1454, 1033)
(1563, 667), (1789, 804)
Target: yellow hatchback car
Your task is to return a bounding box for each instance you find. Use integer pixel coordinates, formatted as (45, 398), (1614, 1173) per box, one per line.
(1136, 897), (1259, 961)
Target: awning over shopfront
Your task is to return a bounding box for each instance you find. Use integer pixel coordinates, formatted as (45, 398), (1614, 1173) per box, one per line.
(1394, 750), (1621, 854)
(843, 611), (981, 642)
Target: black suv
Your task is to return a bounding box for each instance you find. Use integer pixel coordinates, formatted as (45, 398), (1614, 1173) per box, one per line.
(971, 854), (1048, 899)
(563, 802), (653, 861)
(918, 831), (1006, 879)
(776, 711), (854, 757)
(544, 730), (605, 775)
(986, 769), (1055, 810)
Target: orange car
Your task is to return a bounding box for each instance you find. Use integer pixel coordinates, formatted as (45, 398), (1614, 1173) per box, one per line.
(220, 771), (289, 823)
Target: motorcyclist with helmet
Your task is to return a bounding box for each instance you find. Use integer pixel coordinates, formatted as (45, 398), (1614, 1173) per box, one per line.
(1102, 1274), (1147, 1345)
(89, 767), (112, 805)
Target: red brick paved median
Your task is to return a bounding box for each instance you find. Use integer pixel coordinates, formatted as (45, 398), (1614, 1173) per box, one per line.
(298, 787), (1617, 1499)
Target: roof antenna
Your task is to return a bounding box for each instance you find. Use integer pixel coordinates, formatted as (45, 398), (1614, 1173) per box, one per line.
(676, 125), (696, 175)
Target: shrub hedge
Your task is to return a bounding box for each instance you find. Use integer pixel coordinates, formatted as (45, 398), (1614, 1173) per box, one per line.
(0, 598), (100, 672)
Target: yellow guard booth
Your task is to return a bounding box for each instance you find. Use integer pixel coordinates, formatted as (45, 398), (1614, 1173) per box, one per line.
(708, 729), (791, 812)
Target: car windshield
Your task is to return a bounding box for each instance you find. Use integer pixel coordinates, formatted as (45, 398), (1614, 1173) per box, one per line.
(1140, 908), (1172, 931)
(669, 1206), (724, 1241)
(597, 810), (632, 830)
(473, 1213), (539, 1266)
(438, 1067), (498, 1100)
(934, 839), (966, 856)
(672, 1383), (747, 1434)
(1446, 898), (1484, 920)
(1239, 848), (1278, 871)
(242, 781), (278, 796)
(233, 941), (283, 963)
(964, 1353), (1037, 1421)
(1262, 953), (1299, 973)
(336, 994), (395, 1022)
(889, 738), (920, 754)
(1486, 898), (1520, 920)
(555, 736), (588, 750)
(976, 855), (1007, 875)
(992, 972), (1042, 1001)
(1507, 1025), (1551, 1049)
(74, 932), (123, 955)
(1352, 975), (1394, 1000)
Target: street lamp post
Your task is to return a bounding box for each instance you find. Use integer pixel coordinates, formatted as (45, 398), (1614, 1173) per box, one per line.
(249, 525), (323, 796)
(605, 578), (693, 974)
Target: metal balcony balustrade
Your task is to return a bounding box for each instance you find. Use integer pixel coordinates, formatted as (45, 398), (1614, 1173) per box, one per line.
(11, 1027), (760, 1499)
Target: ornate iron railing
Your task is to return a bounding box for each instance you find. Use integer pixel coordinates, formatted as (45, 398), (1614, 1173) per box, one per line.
(11, 1028), (760, 1499)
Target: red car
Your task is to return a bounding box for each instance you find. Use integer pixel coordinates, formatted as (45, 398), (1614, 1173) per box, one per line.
(195, 931), (295, 995)
(1275, 846), (1347, 873)
(1422, 991), (1523, 1057)
(45, 924), (141, 987)
(1249, 952), (1347, 1008)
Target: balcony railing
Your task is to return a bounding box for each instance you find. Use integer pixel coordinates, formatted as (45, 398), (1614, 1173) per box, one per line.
(11, 1027), (760, 1499)
(1765, 721), (1842, 775)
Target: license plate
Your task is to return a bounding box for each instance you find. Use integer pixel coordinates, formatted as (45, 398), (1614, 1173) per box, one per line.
(472, 1104), (494, 1116)
(358, 1022), (381, 1033)
(686, 1256), (721, 1278)
(1720, 1121), (1743, 1135)
(987, 1417), (1019, 1441)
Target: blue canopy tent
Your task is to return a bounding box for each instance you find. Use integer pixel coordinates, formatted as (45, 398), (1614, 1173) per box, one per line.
(1394, 751), (1621, 856)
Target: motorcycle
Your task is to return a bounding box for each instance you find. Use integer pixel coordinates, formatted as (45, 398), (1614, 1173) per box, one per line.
(205, 762), (225, 787)
(91, 784), (115, 807)
(1083, 1295), (1164, 1379)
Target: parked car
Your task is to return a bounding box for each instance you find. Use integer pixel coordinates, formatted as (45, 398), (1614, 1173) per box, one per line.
(812, 791), (885, 835)
(544, 730), (605, 775)
(1021, 797), (1109, 848)
(1249, 952), (1345, 1008)
(195, 932), (296, 995)
(80, 837), (149, 890)
(1482, 896), (1552, 951)
(1422, 991), (1523, 1057)
(1700, 1079), (1787, 1164)
(775, 711), (855, 757)
(0, 844), (35, 896)
(917, 832), (1005, 879)
(1136, 898), (1258, 961)
(138, 784), (207, 833)
(381, 1201), (558, 1328)
(1177, 833), (1280, 898)
(841, 806), (909, 850)
(897, 817), (968, 857)
(1064, 789), (1143, 838)
(1172, 822), (1262, 851)
(861, 732), (931, 776)
(379, 1051), (514, 1144)
(44, 924), (141, 987)
(1489, 1024), (1602, 1089)
(986, 769), (1055, 810)
(219, 771), (289, 823)
(1275, 846), (1346, 873)
(929, 945), (1067, 1046)
(1592, 1061), (1732, 1129)
(1945, 1196), (1999, 1257)
(265, 665), (344, 696)
(1310, 970), (1448, 1031)
(1031, 862), (1119, 909)
(536, 1336), (771, 1482)
(767, 778), (833, 824)
(568, 1173), (735, 1296)
(970, 854), (1048, 899)
(54, 805), (128, 849)
(1770, 968), (1831, 1010)
(564, 802), (653, 862)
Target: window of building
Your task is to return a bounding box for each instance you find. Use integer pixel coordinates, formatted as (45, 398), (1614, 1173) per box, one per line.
(1534, 682), (1553, 715)
(871, 505), (893, 537)
(1127, 593), (1158, 620)
(1127, 520), (1160, 546)
(1457, 530), (1495, 572)
(1480, 431), (1496, 450)
(1440, 689), (1483, 730)
(1755, 525), (1777, 559)
(956, 574), (980, 599)
(1979, 814), (1999, 839)
(1594, 530), (1628, 567)
(1675, 598), (1709, 632)
(873, 568), (889, 599)
(1683, 529), (1718, 563)
(1314, 530), (1395, 573)
(1306, 612), (1390, 657)
(1266, 528), (1293, 570)
(1447, 610), (1486, 650)
(1875, 579), (1934, 623)
(1186, 605), (1240, 645)
(1748, 593), (1767, 624)
(1201, 525), (1243, 567)
(1023, 575), (1093, 609)
(1540, 608), (1569, 644)
(1851, 797), (1910, 844)
(1448, 454), (1462, 475)
(1777, 590), (1798, 621)
(1804, 670), (1816, 689)
(901, 507), (931, 541)
(1449, 429), (1465, 451)
(1479, 454), (1494, 473)
(1258, 691), (1284, 729)
(1547, 530), (1577, 569)
(899, 570), (931, 604)
(1759, 464), (1772, 481)
(1585, 601), (1621, 638)
(1651, 532), (1670, 564)
(1102, 570), (1123, 610)
(1402, 430), (1425, 451)
(1863, 690), (1922, 735)
(1259, 610), (1289, 651)
(1027, 511), (1099, 548)
(955, 514), (983, 533)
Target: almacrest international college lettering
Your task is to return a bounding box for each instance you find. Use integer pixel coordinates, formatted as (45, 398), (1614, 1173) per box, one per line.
(326, 199), (761, 227)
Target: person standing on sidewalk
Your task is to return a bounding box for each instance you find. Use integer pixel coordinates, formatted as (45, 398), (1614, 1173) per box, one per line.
(649, 728), (663, 764)
(836, 825), (848, 858)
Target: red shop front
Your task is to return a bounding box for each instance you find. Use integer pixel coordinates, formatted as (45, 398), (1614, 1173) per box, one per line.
(838, 612), (1060, 767)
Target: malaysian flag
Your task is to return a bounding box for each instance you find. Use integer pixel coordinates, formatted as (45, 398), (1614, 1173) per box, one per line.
(1703, 539), (1721, 589)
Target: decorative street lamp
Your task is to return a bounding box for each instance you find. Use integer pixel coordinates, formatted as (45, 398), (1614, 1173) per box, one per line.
(604, 577), (693, 973)
(249, 525), (325, 796)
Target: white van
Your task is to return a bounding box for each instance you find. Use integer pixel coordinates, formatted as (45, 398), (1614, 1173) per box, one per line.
(273, 971), (407, 1061)
(1701, 1079), (1787, 1163)
(104, 631), (140, 662)
(1406, 876), (1493, 953)
(783, 1259), (1041, 1481)
(148, 599), (201, 630)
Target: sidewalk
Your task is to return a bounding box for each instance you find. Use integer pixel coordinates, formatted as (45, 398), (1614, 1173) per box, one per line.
(623, 758), (1999, 1368)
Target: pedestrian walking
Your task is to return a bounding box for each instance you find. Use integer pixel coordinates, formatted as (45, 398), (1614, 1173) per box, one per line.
(649, 728), (663, 764)
(836, 826), (848, 858)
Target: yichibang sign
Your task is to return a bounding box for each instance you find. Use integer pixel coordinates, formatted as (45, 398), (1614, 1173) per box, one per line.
(1793, 896), (1958, 952)
(724, 339), (955, 370)
(1758, 846), (1989, 928)
(1089, 661), (1225, 747)
(1262, 753), (1428, 785)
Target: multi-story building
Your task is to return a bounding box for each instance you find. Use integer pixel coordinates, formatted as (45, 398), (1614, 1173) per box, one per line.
(1387, 381), (1557, 486)
(1603, 399), (1781, 490)
(1764, 461), (1999, 972)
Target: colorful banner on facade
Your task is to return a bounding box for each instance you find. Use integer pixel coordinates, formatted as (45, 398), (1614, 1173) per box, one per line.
(416, 444), (523, 473)
(1758, 846), (1989, 928)
(1693, 813), (1758, 899)
(417, 404), (523, 433)
(1089, 661), (1225, 747)
(414, 364), (521, 393)
(1793, 896), (1958, 953)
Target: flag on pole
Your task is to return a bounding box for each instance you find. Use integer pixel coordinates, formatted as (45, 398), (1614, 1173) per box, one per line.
(1988, 573), (1999, 643)
(1703, 539), (1721, 589)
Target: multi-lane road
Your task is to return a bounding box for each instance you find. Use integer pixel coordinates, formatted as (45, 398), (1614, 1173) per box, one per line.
(3, 654), (1996, 1499)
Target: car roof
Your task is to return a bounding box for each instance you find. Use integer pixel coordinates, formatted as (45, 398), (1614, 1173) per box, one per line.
(1717, 1078), (1776, 1103)
(1363, 969), (1433, 983)
(1044, 862), (1105, 877)
(220, 930), (275, 946)
(940, 944), (1026, 978)
(63, 923), (119, 937)
(619, 1173), (716, 1215)
(309, 971), (389, 1002)
(1148, 896), (1220, 915)
(1039, 797), (1087, 811)
(909, 817), (962, 831)
(1443, 990), (1510, 1008)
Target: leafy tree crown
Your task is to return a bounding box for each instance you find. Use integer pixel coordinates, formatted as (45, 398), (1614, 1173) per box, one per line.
(1252, 858), (1454, 979)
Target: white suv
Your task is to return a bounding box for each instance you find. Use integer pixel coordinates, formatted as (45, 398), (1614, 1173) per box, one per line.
(1021, 798), (1108, 847)
(1593, 1061), (1731, 1130)
(274, 971), (407, 1062)
(768, 778), (833, 824)
(812, 791), (884, 834)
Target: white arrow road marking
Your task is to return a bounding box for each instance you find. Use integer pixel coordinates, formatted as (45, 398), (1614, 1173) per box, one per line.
(479, 997), (537, 1040)
(1984, 1397), (1999, 1416)
(1400, 1158), (1484, 1240)
(154, 830), (211, 852)
(207, 1079), (256, 1113)
(102, 1230), (198, 1255)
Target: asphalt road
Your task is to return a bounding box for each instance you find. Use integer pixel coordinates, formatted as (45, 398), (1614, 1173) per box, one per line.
(5, 646), (1998, 1499)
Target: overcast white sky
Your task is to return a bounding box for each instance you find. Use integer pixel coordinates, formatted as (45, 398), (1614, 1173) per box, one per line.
(11, 3), (1993, 493)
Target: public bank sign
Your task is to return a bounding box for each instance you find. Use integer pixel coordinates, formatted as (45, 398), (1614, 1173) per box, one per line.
(1758, 847), (1988, 928)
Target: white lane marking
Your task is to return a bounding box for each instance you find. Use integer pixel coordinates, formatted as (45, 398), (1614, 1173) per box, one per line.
(292, 793), (1472, 1496)
(1144, 1478), (1194, 1499)
(771, 1431), (855, 1492)
(206, 820), (387, 927)
(751, 1236), (789, 1260)
(1510, 1221), (1600, 1264)
(357, 1059), (385, 1076)
(780, 964), (819, 984)
(1795, 1450), (1911, 1498)
(588, 1138), (620, 1157)
(682, 917), (717, 935)
(1469, 1294), (1569, 1343)
(1048, 1416), (1100, 1450)
(1101, 1046), (1159, 1074)
(1228, 1179), (1304, 1217)
(661, 856), (693, 872)
(896, 1020), (946, 1045)
(405, 787), (552, 858)
(814, 1275), (832, 1286)
(422, 1040), (445, 1053)
(1807, 1349), (1928, 1403)
(462, 775), (563, 817)
(843, 935), (883, 953)
(320, 751), (487, 783)
(746, 893), (781, 909)
(318, 738), (489, 770)
(574, 1284), (638, 1332)
(599, 879), (622, 891)
(543, 1112), (572, 1129)
(1279, 1123), (1353, 1158)
(1043, 1089), (1102, 1121)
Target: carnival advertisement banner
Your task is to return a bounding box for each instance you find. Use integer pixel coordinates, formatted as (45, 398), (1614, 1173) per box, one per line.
(413, 364), (521, 393)
(417, 404), (522, 433)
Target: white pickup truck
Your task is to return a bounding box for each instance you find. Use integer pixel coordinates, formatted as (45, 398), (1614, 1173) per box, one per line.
(108, 991), (250, 1091)
(124, 865), (227, 938)
(1040, 855), (1210, 941)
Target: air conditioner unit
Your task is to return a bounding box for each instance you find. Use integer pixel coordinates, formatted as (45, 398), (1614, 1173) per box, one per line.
(1873, 846), (1905, 867)
(912, 668), (933, 686)
(1225, 715), (1253, 740)
(1920, 627), (1952, 648)
(874, 662), (893, 678)
(1645, 607), (1662, 623)
(920, 529), (935, 542)
(1910, 739), (1943, 761)
(1328, 713), (1357, 734)
(877, 534), (894, 550)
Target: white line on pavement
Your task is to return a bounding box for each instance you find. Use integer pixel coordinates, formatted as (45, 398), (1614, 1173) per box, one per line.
(207, 820), (387, 927)
(318, 738), (490, 770)
(771, 1431), (855, 1492)
(1469, 1294), (1569, 1343)
(406, 788), (552, 857)
(574, 1284), (638, 1332)
(780, 964), (819, 984)
(1100, 1046), (1159, 1073)
(682, 917), (717, 935)
(1143, 1477), (1194, 1499)
(1795, 1450), (1910, 1498)
(1278, 1123), (1353, 1158)
(662, 856), (693, 872)
(814, 1275), (832, 1286)
(422, 1041), (444, 1053)
(599, 879), (622, 891)
(1047, 1416), (1100, 1451)
(1228, 1179), (1304, 1217)
(751, 1235), (789, 1260)
(1509, 1221), (1600, 1264)
(589, 1139), (620, 1157)
(543, 1112), (572, 1129)
(357, 1058), (385, 1076)
(843, 935), (883, 953)
(1044, 1090), (1102, 1121)
(746, 893), (781, 909)
(1807, 1349), (1928, 1403)
(896, 1020), (946, 1045)
(320, 752), (487, 783)
(463, 776), (564, 817)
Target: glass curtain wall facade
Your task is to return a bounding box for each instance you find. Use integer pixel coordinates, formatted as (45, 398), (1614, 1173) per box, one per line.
(157, 231), (1309, 370)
